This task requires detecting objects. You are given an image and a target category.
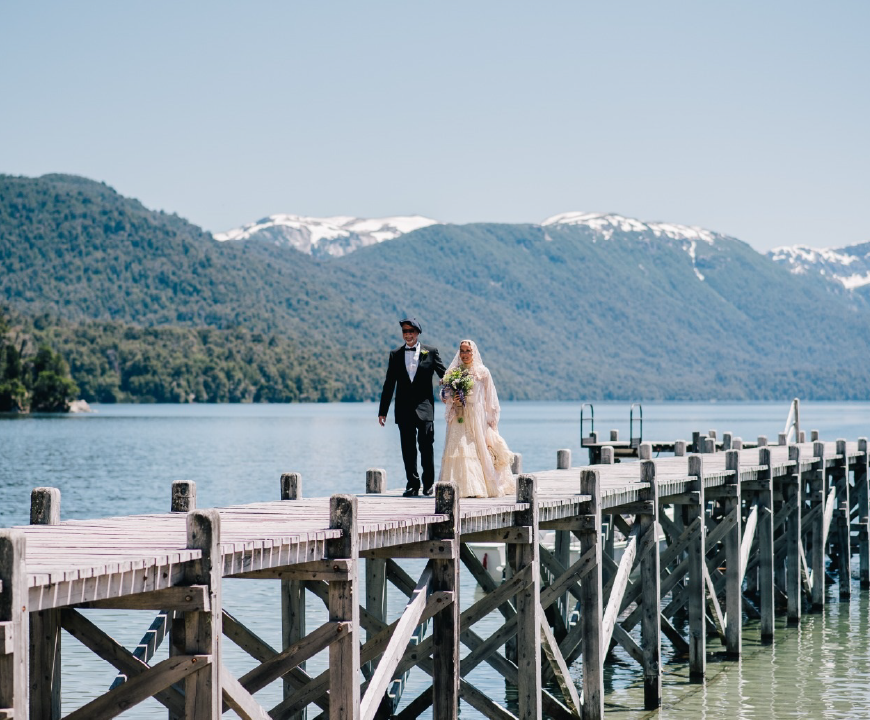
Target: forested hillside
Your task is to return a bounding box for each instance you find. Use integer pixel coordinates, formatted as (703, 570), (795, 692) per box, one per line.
(2, 173), (868, 402)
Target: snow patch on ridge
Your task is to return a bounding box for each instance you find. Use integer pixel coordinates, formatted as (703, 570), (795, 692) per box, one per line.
(542, 212), (718, 244)
(768, 244), (870, 290)
(214, 214), (439, 257)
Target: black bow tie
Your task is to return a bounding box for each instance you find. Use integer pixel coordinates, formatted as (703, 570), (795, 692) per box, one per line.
(405, 346), (417, 352)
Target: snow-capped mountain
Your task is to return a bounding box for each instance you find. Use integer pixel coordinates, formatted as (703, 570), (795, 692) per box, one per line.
(542, 211), (732, 281)
(768, 243), (870, 291)
(214, 214), (439, 258)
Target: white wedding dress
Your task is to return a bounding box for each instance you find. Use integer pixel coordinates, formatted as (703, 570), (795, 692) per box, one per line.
(438, 341), (515, 498)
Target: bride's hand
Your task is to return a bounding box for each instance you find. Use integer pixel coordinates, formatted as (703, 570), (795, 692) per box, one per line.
(452, 395), (463, 407)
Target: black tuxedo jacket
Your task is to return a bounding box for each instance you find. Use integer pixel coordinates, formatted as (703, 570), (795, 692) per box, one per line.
(378, 344), (447, 424)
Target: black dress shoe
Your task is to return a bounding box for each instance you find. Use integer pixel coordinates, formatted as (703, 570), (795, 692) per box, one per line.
(402, 489), (420, 497)
(422, 486), (434, 496)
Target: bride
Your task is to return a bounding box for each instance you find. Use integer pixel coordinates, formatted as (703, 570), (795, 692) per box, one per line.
(438, 340), (516, 498)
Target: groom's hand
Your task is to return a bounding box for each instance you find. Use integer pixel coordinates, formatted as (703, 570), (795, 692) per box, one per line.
(378, 416), (386, 426)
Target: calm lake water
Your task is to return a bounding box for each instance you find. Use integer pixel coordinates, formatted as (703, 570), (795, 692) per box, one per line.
(2, 401), (870, 718)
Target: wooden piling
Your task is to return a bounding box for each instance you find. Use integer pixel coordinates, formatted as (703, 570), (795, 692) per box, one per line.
(30, 488), (61, 720)
(184, 509), (222, 718)
(327, 495), (360, 719)
(432, 482), (460, 719)
(639, 460), (661, 709)
(674, 440), (686, 457)
(513, 475), (542, 719)
(857, 439), (870, 588)
(281, 473), (306, 717)
(757, 448), (774, 642)
(556, 450), (571, 470)
(580, 469), (603, 719)
(724, 449), (742, 656)
(835, 440), (851, 599)
(687, 454), (706, 680)
(171, 481), (197, 513)
(511, 453), (523, 475)
(171, 482), (196, 720)
(811, 441), (826, 608)
(785, 445), (802, 624)
(364, 470), (387, 684)
(0, 530), (28, 718)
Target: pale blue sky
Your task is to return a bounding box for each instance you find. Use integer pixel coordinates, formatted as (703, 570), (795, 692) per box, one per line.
(1, 2), (867, 250)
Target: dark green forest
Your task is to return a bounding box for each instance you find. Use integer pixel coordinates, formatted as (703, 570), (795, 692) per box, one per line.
(2, 172), (869, 406)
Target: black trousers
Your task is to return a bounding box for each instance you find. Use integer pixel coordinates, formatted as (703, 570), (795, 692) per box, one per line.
(398, 419), (435, 492)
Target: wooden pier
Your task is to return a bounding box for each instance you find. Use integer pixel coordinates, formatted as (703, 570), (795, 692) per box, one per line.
(1, 431), (867, 719)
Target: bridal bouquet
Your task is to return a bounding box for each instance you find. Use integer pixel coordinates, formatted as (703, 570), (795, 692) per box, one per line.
(440, 368), (475, 423)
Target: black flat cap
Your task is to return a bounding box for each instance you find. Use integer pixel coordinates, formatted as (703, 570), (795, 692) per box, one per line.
(399, 318), (422, 333)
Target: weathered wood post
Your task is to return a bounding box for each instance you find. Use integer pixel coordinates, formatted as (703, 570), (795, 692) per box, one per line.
(639, 460), (661, 709)
(687, 454), (706, 680)
(785, 445), (803, 624)
(600, 447), (615, 588)
(512, 475), (542, 719)
(674, 440), (686, 457)
(170, 482), (196, 720)
(364, 469), (387, 682)
(0, 530), (28, 718)
(704, 438), (715, 454)
(778, 433), (788, 446)
(172, 481), (197, 513)
(811, 441), (826, 609)
(280, 473), (306, 718)
(724, 449), (742, 656)
(30, 488), (61, 720)
(171, 483), (202, 713)
(857, 439), (870, 588)
(757, 436), (768, 447)
(733, 438), (743, 451)
(610, 430), (619, 442)
(327, 495), (360, 719)
(834, 440), (851, 600)
(432, 482), (460, 719)
(579, 469), (603, 719)
(511, 453), (523, 475)
(799, 431), (806, 443)
(554, 452), (571, 624)
(639, 443), (652, 461)
(811, 430), (819, 442)
(184, 509), (222, 718)
(757, 448), (774, 642)
(722, 433), (733, 451)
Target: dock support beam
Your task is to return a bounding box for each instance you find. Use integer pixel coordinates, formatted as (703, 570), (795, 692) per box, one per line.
(687, 454), (706, 679)
(0, 530), (28, 718)
(757, 448), (775, 641)
(327, 495), (360, 719)
(432, 482), (460, 719)
(811, 442), (826, 609)
(724, 449), (742, 656)
(580, 469), (604, 720)
(512, 475), (542, 719)
(282, 473), (307, 718)
(30, 488), (61, 720)
(184, 510), (222, 719)
(639, 461), (661, 709)
(785, 445), (802, 624)
(834, 440), (851, 600)
(858, 439), (870, 588)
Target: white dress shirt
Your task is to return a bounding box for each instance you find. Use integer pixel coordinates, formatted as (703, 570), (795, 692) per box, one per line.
(404, 343), (421, 382)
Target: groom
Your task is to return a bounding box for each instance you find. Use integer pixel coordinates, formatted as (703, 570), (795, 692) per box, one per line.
(378, 318), (447, 497)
